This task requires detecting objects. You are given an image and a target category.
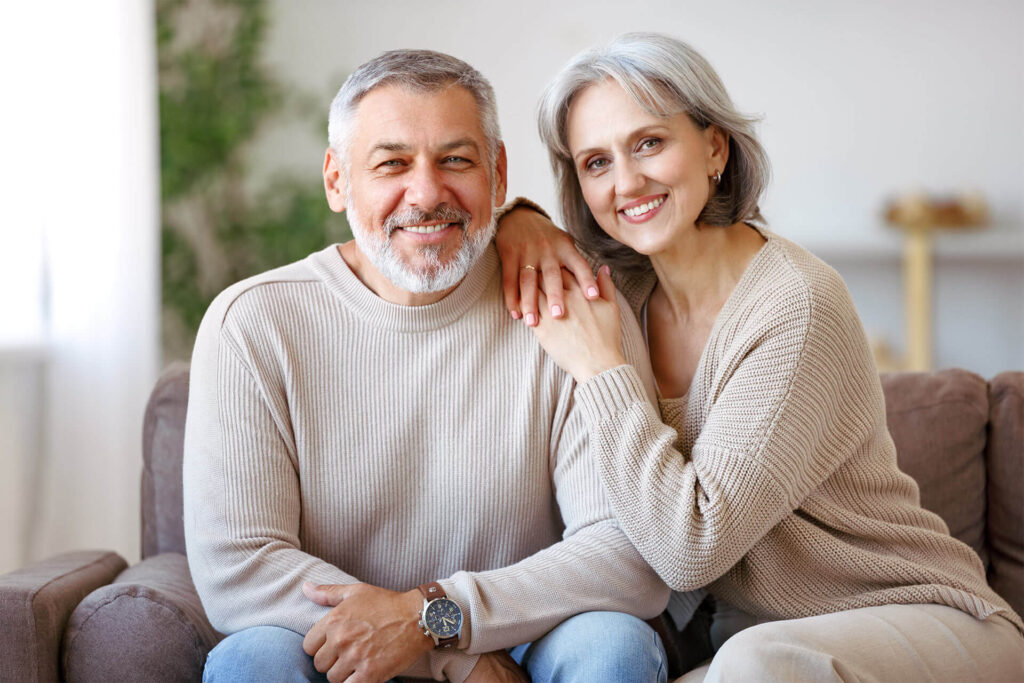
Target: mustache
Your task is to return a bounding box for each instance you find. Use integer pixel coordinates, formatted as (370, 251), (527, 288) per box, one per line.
(382, 205), (473, 235)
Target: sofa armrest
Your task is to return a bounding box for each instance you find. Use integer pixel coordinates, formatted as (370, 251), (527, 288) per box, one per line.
(0, 550), (127, 683)
(62, 552), (222, 683)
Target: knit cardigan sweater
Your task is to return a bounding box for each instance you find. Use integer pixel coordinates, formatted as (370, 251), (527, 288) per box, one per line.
(576, 226), (1023, 633)
(182, 243), (669, 682)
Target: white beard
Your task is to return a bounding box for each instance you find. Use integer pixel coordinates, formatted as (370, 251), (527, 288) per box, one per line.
(346, 201), (496, 294)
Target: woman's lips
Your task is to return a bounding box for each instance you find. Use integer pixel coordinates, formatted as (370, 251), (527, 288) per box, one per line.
(619, 195), (666, 224)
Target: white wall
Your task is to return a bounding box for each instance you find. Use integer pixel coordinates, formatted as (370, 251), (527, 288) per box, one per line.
(256, 0), (1023, 374)
(0, 0), (160, 572)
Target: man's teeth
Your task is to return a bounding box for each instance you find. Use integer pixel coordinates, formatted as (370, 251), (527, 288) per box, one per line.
(402, 224), (449, 234)
(623, 197), (665, 218)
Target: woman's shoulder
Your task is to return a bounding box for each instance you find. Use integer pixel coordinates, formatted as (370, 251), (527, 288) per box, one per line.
(751, 228), (854, 319)
(715, 226), (864, 357)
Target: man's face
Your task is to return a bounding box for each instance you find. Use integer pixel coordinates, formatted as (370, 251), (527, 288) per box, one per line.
(327, 84), (507, 293)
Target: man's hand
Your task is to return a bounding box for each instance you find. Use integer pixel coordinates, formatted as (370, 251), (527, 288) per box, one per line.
(302, 582), (433, 683)
(465, 651), (530, 683)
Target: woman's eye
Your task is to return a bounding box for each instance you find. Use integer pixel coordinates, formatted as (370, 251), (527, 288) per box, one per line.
(586, 158), (609, 172)
(639, 138), (661, 152)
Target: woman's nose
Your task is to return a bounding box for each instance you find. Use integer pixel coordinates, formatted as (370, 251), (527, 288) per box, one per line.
(613, 158), (645, 197)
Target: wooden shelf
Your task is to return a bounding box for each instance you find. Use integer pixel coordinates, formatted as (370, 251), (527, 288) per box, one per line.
(798, 226), (1024, 264)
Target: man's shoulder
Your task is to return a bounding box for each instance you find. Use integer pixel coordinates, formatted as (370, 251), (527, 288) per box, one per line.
(196, 252), (323, 342)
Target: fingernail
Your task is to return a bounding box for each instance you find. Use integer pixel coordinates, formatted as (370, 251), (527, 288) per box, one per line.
(511, 310), (521, 319)
(551, 305), (563, 317)
(587, 286), (599, 298)
(526, 313), (537, 326)
(600, 265), (611, 275)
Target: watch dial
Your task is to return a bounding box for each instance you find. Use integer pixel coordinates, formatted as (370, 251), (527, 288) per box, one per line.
(424, 598), (462, 639)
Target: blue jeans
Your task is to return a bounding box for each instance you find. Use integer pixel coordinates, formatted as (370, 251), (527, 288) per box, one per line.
(205, 612), (667, 682)
(511, 611), (667, 683)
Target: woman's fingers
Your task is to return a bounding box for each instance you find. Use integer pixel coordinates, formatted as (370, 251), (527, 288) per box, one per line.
(519, 265), (541, 326)
(540, 258), (566, 318)
(560, 247), (600, 300)
(500, 253), (522, 319)
(596, 264), (619, 305)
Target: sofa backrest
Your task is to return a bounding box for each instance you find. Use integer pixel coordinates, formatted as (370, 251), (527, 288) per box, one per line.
(141, 364), (1023, 615)
(141, 362), (190, 559)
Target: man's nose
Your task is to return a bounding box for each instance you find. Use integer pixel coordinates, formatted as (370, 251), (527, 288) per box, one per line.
(404, 164), (449, 210)
(614, 158), (646, 197)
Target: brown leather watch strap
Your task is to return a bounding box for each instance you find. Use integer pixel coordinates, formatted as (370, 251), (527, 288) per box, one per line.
(417, 581), (446, 601)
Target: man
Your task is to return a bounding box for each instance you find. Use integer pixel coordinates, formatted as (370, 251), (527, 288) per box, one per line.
(183, 49), (669, 683)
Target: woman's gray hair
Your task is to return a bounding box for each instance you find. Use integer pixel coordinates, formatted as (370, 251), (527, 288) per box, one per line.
(328, 49), (502, 171)
(538, 32), (771, 273)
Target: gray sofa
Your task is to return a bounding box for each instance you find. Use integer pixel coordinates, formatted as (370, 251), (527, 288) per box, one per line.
(2, 364), (1021, 682)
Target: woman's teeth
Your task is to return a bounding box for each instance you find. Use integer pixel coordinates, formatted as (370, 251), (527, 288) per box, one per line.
(623, 197), (664, 218)
(403, 224), (449, 234)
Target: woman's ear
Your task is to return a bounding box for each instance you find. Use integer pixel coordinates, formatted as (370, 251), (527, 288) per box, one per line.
(323, 148), (347, 213)
(705, 125), (730, 174)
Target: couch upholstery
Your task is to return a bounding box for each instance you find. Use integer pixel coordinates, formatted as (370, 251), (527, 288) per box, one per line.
(1, 365), (1021, 683)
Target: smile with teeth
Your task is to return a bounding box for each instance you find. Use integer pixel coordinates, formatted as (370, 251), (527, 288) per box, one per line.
(622, 197), (665, 218)
(401, 223), (453, 234)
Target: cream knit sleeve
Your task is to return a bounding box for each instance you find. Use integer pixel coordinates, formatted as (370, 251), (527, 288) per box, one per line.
(573, 265), (884, 592)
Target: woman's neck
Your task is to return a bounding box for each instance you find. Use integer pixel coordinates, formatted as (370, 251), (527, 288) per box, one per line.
(647, 222), (766, 323)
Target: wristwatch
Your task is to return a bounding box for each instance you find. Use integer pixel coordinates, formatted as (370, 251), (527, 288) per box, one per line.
(416, 581), (463, 650)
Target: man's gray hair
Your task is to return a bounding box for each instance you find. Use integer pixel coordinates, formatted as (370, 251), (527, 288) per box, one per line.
(537, 32), (771, 274)
(328, 49), (502, 170)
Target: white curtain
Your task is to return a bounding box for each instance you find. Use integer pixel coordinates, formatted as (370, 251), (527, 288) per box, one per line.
(0, 0), (159, 572)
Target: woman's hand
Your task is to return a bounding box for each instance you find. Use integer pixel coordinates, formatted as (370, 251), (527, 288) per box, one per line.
(495, 206), (599, 326)
(531, 266), (627, 383)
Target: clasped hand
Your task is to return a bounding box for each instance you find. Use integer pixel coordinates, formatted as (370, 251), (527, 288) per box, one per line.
(531, 266), (627, 383)
(302, 582), (529, 683)
(496, 206), (627, 383)
(302, 582), (429, 683)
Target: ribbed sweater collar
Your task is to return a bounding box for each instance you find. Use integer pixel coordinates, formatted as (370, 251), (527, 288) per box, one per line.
(306, 242), (498, 332)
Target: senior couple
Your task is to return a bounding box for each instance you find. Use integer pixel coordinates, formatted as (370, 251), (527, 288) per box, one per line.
(184, 33), (1024, 683)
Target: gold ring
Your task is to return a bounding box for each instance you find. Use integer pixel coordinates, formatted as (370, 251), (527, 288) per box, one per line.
(522, 265), (537, 271)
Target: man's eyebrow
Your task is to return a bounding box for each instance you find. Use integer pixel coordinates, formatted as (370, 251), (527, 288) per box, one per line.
(438, 138), (479, 153)
(368, 139), (480, 155)
(369, 141), (412, 155)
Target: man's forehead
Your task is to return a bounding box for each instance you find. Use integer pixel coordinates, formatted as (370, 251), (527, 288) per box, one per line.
(351, 84), (487, 153)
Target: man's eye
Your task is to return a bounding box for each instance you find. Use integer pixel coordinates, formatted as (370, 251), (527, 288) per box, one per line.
(380, 159), (404, 167)
(443, 156), (471, 165)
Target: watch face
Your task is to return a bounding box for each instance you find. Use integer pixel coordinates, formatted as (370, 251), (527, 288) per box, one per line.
(424, 598), (462, 639)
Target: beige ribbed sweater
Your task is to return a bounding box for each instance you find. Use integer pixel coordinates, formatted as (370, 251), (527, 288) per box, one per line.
(576, 227), (1023, 633)
(182, 243), (669, 682)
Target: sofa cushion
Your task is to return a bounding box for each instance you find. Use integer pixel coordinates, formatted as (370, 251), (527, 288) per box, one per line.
(62, 552), (222, 682)
(986, 372), (1024, 616)
(880, 369), (988, 563)
(142, 362), (190, 558)
(0, 550), (126, 683)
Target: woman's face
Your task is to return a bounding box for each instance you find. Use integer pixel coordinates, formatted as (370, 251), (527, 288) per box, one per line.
(566, 79), (727, 256)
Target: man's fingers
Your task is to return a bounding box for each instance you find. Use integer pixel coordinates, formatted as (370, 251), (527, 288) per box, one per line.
(303, 581), (354, 607)
(539, 260), (566, 318)
(519, 266), (540, 326)
(303, 622), (326, 656)
(326, 658), (356, 683)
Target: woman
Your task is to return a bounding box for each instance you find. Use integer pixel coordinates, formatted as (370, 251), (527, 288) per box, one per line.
(496, 33), (1024, 680)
